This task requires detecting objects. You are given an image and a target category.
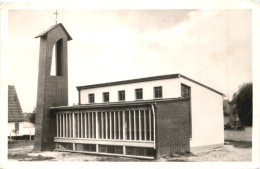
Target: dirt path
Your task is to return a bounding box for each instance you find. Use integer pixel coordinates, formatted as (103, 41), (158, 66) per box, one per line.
(8, 141), (251, 162)
(161, 141), (251, 162)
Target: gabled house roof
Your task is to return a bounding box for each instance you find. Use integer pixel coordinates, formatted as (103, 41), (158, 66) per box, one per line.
(8, 85), (24, 122)
(35, 23), (72, 41)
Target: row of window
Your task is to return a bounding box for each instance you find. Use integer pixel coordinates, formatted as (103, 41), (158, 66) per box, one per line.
(88, 86), (162, 103)
(55, 143), (155, 157)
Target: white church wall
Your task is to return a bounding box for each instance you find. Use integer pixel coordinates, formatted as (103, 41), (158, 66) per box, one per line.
(80, 78), (180, 104)
(180, 77), (224, 148)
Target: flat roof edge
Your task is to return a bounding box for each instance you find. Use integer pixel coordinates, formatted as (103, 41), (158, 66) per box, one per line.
(76, 74), (179, 90)
(50, 98), (189, 111)
(76, 73), (224, 96)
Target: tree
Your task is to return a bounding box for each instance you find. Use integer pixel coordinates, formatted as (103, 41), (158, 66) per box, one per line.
(231, 83), (252, 126)
(29, 107), (36, 124)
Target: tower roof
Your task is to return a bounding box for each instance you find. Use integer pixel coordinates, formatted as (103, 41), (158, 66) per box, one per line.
(8, 85), (24, 122)
(35, 23), (72, 41)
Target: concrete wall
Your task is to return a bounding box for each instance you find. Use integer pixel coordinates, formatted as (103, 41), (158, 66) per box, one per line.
(80, 78), (180, 104)
(225, 127), (252, 142)
(180, 77), (224, 148)
(155, 99), (190, 158)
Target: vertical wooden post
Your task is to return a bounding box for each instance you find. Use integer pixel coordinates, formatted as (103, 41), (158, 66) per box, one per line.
(85, 113), (87, 138)
(118, 111), (121, 140)
(88, 112), (90, 138)
(114, 111), (117, 140)
(66, 111), (69, 137)
(105, 112), (108, 139)
(96, 112), (99, 139)
(63, 114), (65, 138)
(69, 113), (72, 138)
(129, 110), (132, 140)
(109, 112), (112, 139)
(144, 110), (147, 141)
(149, 110), (152, 141)
(123, 111), (126, 140)
(92, 112), (94, 138)
(77, 113), (79, 138)
(139, 110), (141, 140)
(72, 113), (75, 138)
(78, 113), (82, 138)
(59, 114), (62, 137)
(134, 110), (136, 140)
(101, 112), (104, 139)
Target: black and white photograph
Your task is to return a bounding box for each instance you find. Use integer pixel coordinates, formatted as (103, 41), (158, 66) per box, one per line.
(1, 0), (259, 168)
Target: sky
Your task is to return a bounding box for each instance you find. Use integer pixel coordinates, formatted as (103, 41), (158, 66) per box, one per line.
(8, 9), (252, 112)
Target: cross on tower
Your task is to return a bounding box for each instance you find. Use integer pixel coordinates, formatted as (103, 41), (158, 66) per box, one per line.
(54, 10), (59, 25)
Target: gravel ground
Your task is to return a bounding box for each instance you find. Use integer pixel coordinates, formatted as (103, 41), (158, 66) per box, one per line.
(8, 140), (251, 162)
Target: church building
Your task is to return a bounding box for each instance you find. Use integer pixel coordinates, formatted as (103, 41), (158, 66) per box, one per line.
(34, 22), (224, 159)
(52, 74), (224, 159)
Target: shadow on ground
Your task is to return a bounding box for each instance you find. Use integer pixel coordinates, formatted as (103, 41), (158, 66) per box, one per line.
(8, 153), (54, 161)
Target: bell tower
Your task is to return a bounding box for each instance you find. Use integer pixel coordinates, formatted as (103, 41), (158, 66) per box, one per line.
(34, 23), (72, 151)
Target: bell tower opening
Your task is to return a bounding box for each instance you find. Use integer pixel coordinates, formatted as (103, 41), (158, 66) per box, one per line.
(51, 38), (63, 76)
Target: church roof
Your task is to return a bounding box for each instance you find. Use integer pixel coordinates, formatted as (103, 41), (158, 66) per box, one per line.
(8, 85), (24, 122)
(35, 23), (72, 41)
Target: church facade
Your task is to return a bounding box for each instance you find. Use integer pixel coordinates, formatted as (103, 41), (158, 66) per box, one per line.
(34, 23), (224, 159)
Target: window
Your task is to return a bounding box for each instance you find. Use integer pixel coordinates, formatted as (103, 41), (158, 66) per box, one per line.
(89, 94), (95, 103)
(135, 88), (143, 100)
(56, 143), (73, 150)
(15, 123), (19, 132)
(103, 92), (109, 102)
(75, 143), (96, 152)
(99, 145), (123, 154)
(181, 84), (191, 98)
(154, 86), (162, 98)
(126, 146), (154, 157)
(118, 90), (125, 101)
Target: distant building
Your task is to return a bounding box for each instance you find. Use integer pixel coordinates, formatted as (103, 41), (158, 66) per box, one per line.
(23, 113), (35, 136)
(8, 85), (24, 137)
